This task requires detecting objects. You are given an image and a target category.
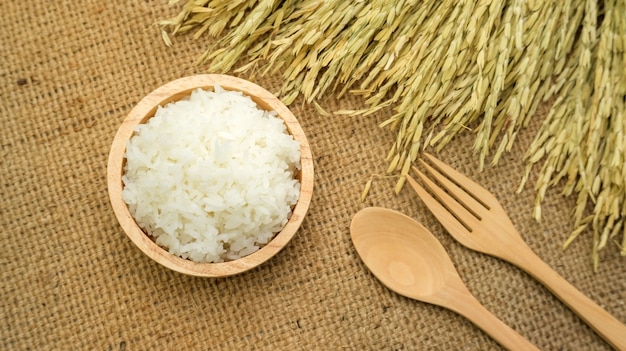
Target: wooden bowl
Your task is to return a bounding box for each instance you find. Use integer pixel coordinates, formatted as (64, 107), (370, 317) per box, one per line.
(107, 74), (314, 277)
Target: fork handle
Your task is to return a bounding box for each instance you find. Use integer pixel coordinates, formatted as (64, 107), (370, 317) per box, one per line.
(509, 247), (626, 350)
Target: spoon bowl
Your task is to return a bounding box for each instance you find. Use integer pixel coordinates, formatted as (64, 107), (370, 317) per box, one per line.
(350, 208), (450, 301)
(350, 207), (539, 351)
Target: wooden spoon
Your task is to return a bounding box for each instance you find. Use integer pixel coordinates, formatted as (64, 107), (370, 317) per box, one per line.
(350, 207), (539, 351)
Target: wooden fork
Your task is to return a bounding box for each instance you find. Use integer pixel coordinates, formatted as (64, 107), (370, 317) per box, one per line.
(406, 153), (626, 351)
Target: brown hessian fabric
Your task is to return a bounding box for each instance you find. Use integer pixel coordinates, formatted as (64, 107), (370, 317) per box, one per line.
(1, 1), (624, 350)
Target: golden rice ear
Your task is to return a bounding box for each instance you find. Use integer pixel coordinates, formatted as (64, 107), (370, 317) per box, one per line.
(160, 0), (626, 265)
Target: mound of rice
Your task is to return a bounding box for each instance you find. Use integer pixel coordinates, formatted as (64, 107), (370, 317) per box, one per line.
(122, 86), (301, 263)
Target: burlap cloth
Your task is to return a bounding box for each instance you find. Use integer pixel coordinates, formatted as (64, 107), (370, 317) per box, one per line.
(2, 1), (625, 350)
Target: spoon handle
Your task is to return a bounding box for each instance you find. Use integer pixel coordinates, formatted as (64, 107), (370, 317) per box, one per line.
(450, 292), (540, 351)
(505, 245), (626, 350)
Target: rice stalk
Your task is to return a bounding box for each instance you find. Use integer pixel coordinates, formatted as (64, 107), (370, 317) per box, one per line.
(522, 0), (626, 269)
(160, 0), (626, 268)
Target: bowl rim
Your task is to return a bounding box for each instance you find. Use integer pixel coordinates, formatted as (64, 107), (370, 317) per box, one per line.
(107, 74), (314, 277)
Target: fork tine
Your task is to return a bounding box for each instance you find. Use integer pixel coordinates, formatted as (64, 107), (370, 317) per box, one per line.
(413, 167), (481, 231)
(422, 153), (499, 209)
(419, 159), (489, 219)
(406, 173), (474, 237)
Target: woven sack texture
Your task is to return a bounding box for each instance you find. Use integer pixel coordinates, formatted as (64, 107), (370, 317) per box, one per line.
(1, 1), (624, 350)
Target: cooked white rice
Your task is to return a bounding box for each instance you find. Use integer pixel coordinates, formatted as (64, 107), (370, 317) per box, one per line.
(122, 86), (301, 263)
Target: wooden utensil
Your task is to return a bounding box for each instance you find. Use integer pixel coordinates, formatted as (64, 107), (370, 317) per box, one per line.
(107, 74), (314, 277)
(351, 207), (540, 351)
(408, 153), (626, 350)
